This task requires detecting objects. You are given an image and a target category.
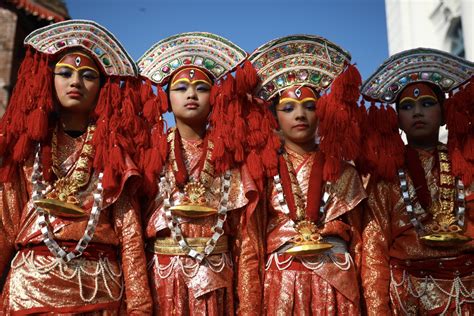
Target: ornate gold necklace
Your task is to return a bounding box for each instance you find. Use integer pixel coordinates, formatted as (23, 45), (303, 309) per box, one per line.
(34, 125), (95, 218)
(274, 150), (332, 256)
(167, 128), (217, 217)
(398, 145), (469, 247)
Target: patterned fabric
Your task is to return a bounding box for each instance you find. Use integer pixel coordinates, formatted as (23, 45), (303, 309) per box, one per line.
(143, 130), (263, 315)
(264, 150), (366, 314)
(136, 32), (247, 84)
(361, 147), (474, 315)
(0, 129), (152, 315)
(249, 34), (351, 101)
(361, 47), (474, 103)
(25, 19), (137, 77)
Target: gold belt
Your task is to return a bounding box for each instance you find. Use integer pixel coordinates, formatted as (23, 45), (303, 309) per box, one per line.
(147, 236), (229, 255)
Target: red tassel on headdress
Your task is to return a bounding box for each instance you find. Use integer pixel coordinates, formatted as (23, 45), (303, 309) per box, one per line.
(445, 77), (474, 186)
(358, 103), (404, 182)
(0, 49), (57, 180)
(27, 54), (53, 141)
(12, 134), (30, 162)
(235, 60), (258, 94)
(137, 78), (169, 194)
(27, 108), (49, 141)
(316, 64), (362, 181)
(236, 61), (281, 190)
(209, 74), (236, 173)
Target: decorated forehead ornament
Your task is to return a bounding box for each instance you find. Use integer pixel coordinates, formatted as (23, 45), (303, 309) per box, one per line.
(137, 32), (247, 85)
(56, 52), (99, 74)
(25, 19), (137, 77)
(361, 47), (474, 103)
(249, 34), (351, 101)
(398, 83), (438, 104)
(279, 86), (318, 105)
(170, 67), (213, 87)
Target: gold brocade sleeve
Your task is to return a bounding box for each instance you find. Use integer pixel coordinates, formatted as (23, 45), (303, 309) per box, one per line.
(112, 192), (152, 315)
(361, 180), (393, 316)
(235, 191), (265, 316)
(0, 167), (27, 283)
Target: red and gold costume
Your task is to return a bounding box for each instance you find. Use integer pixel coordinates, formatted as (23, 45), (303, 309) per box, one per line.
(0, 20), (152, 314)
(264, 150), (365, 314)
(360, 48), (474, 314)
(249, 35), (367, 315)
(143, 129), (261, 315)
(137, 32), (266, 315)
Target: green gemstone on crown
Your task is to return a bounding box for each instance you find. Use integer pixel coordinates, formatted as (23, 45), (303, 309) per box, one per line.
(310, 73), (322, 84)
(204, 59), (215, 69)
(431, 72), (442, 82)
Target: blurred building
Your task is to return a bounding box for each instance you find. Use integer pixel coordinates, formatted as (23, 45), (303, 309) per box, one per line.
(385, 0), (473, 143)
(0, 0), (69, 116)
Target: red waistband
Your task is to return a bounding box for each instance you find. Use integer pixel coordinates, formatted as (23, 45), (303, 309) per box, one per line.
(18, 242), (118, 261)
(390, 254), (474, 278)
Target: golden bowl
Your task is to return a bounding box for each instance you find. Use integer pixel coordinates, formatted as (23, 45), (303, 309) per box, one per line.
(420, 232), (472, 247)
(170, 204), (217, 218)
(284, 241), (333, 257)
(34, 199), (87, 218)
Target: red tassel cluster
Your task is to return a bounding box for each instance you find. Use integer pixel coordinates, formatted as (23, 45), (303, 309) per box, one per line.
(209, 60), (280, 191)
(445, 77), (474, 186)
(315, 64), (363, 181)
(358, 102), (405, 182)
(139, 79), (168, 195)
(0, 49), (54, 182)
(80, 74), (143, 192)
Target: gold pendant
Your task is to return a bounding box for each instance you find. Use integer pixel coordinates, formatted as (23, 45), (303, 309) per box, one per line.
(285, 220), (333, 256)
(34, 198), (87, 218)
(421, 223), (472, 247)
(170, 180), (217, 218)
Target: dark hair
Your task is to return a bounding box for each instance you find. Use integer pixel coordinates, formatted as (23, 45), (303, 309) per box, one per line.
(270, 96), (279, 117)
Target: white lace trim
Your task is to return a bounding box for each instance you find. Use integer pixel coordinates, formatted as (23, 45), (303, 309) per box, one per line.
(11, 250), (123, 302)
(265, 252), (353, 271)
(147, 252), (233, 279)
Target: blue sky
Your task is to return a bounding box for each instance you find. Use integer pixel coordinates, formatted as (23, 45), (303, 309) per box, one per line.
(66, 0), (389, 123)
(66, 0), (389, 79)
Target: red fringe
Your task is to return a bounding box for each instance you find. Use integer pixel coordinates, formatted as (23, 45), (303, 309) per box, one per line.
(12, 134), (30, 162)
(358, 103), (405, 182)
(138, 78), (169, 194)
(316, 64), (362, 181)
(235, 60), (258, 94)
(445, 77), (474, 186)
(27, 108), (48, 141)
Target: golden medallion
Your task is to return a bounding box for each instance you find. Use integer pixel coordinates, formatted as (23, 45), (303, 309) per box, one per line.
(170, 180), (217, 218)
(285, 220), (333, 256)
